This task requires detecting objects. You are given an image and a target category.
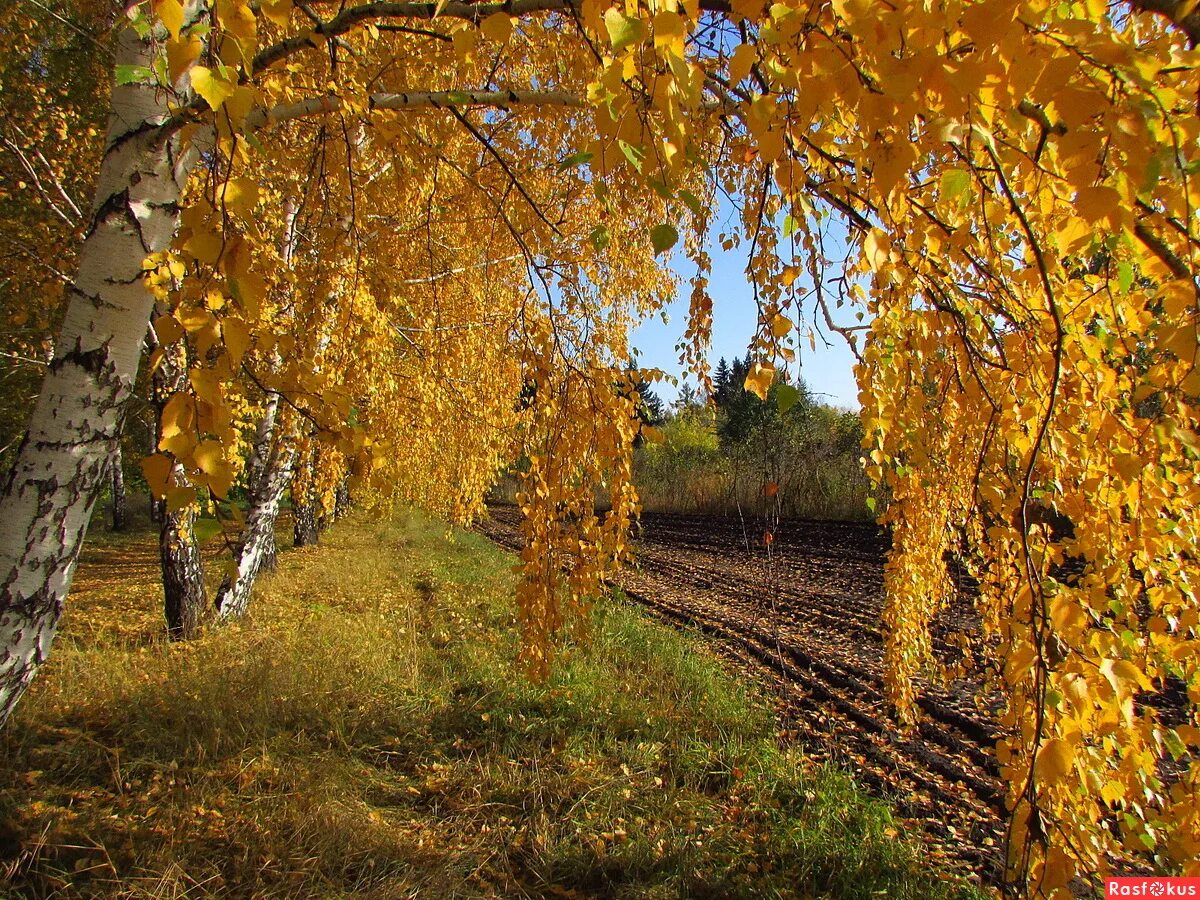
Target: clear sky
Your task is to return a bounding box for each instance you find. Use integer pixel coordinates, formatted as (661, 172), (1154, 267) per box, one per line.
(629, 227), (864, 412)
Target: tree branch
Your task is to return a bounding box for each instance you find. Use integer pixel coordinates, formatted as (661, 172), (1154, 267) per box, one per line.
(251, 0), (733, 74)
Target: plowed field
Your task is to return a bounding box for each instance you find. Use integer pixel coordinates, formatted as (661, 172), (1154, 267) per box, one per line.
(476, 505), (1006, 883)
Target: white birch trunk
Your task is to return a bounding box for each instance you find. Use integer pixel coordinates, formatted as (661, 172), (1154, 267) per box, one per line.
(110, 442), (127, 532)
(214, 438), (296, 621)
(0, 21), (192, 723)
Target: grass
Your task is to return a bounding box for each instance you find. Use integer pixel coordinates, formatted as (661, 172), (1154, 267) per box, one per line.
(0, 509), (983, 899)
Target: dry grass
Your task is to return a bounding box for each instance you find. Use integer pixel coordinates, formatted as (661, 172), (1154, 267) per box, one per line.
(0, 510), (982, 899)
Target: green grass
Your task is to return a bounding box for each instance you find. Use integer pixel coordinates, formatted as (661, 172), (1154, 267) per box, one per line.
(0, 510), (983, 898)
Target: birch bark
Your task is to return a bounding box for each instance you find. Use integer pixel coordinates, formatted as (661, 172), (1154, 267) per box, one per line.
(0, 19), (192, 722)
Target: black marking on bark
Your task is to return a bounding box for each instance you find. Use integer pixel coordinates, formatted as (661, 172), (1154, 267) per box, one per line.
(89, 185), (155, 255)
(50, 340), (116, 380)
(31, 432), (119, 450)
(105, 269), (147, 286)
(88, 186), (135, 235)
(64, 283), (107, 310)
(105, 116), (169, 157)
(125, 197), (152, 253)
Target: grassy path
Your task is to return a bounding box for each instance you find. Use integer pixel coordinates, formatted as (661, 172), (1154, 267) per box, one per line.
(0, 511), (983, 898)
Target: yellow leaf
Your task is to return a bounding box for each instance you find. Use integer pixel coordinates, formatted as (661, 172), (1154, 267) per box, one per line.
(1036, 738), (1074, 780)
(770, 312), (791, 338)
(193, 440), (225, 476)
(222, 316), (252, 364)
(1160, 323), (1198, 362)
(1054, 216), (1091, 254)
(141, 453), (174, 499)
(652, 10), (685, 48)
(230, 273), (266, 317)
(1112, 659), (1152, 691)
(730, 0), (762, 19)
(184, 227), (224, 265)
(261, 0), (291, 26)
(190, 65), (235, 111)
(743, 361), (774, 400)
(451, 27), (478, 58)
(1099, 657), (1151, 695)
(178, 306), (215, 334)
(159, 393), (194, 441)
(154, 0), (185, 40)
(728, 43), (756, 85)
(168, 34), (202, 84)
(166, 485), (197, 512)
(222, 86), (259, 131)
(1042, 847), (1075, 891)
(863, 228), (888, 270)
(216, 0), (257, 57)
(153, 314), (184, 345)
(159, 393), (196, 457)
(1074, 186), (1120, 223)
(756, 128), (784, 162)
(218, 177), (259, 221)
(480, 11), (513, 41)
(1100, 780), (1125, 806)
(205, 464), (237, 500)
(189, 368), (222, 405)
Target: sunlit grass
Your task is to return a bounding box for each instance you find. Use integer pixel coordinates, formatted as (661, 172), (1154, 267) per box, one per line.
(0, 510), (982, 898)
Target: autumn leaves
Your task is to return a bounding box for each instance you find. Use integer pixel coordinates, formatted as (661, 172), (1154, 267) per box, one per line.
(1, 0), (1199, 893)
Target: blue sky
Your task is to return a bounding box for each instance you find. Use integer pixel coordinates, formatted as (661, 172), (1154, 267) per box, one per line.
(629, 234), (864, 412)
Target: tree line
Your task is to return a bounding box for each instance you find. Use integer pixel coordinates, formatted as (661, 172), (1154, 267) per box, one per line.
(635, 358), (873, 520)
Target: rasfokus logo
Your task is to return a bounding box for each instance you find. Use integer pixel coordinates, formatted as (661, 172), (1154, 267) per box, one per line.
(1106, 878), (1200, 898)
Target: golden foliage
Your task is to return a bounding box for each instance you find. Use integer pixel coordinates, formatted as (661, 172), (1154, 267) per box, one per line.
(5, 0), (1200, 888)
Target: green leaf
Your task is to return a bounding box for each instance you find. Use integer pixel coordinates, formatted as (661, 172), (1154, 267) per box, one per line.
(866, 496), (877, 513)
(650, 223), (678, 254)
(939, 168), (970, 200)
(129, 10), (152, 38)
(1117, 261), (1134, 294)
(776, 383), (800, 414)
(782, 213), (798, 238)
(678, 189), (704, 217)
(1144, 153), (1165, 194)
(590, 225), (611, 252)
(115, 64), (154, 85)
(557, 151), (594, 173)
(649, 179), (673, 201)
(604, 8), (646, 52)
(593, 182), (613, 212)
(1163, 727), (1188, 759)
(618, 139), (645, 172)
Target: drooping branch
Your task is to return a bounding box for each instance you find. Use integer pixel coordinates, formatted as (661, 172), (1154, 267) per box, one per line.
(250, 0), (734, 75)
